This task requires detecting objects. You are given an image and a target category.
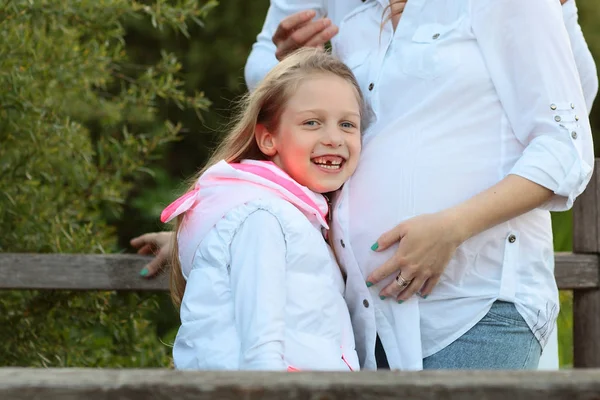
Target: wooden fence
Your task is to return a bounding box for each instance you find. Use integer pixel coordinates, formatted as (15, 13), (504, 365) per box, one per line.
(1, 368), (600, 400)
(2, 163), (600, 367)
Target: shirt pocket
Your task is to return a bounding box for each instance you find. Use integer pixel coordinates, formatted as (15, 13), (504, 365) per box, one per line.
(331, 3), (378, 94)
(343, 50), (372, 98)
(399, 21), (462, 81)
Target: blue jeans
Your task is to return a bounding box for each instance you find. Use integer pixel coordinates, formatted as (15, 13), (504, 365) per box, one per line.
(375, 301), (542, 369)
(422, 301), (542, 369)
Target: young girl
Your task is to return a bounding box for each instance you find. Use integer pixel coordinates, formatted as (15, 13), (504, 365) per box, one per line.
(161, 49), (368, 371)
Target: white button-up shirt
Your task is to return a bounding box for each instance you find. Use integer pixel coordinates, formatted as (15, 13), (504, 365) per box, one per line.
(245, 0), (596, 369)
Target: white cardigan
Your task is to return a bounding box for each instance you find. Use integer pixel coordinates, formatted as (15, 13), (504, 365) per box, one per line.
(169, 160), (360, 371)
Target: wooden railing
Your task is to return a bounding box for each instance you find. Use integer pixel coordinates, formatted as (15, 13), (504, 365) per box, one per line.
(1, 162), (600, 369)
(1, 369), (600, 399)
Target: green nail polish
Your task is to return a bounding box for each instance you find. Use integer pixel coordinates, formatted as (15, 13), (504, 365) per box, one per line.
(397, 300), (404, 304)
(424, 295), (428, 299)
(380, 295), (386, 300)
(366, 281), (374, 288)
(371, 242), (379, 251)
(139, 268), (149, 277)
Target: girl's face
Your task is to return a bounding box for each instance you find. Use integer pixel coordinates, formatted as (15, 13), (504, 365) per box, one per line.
(257, 73), (362, 193)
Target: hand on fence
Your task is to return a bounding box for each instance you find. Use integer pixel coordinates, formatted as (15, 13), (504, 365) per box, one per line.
(130, 231), (173, 278)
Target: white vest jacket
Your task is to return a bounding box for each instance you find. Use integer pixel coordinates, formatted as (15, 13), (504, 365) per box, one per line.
(164, 160), (360, 371)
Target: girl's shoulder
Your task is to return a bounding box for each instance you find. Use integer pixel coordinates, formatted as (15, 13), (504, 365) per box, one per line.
(220, 196), (315, 237)
(190, 196), (324, 270)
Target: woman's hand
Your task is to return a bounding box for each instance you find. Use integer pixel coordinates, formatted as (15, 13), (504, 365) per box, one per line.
(366, 211), (466, 302)
(130, 231), (173, 278)
(367, 174), (554, 302)
(272, 10), (339, 61)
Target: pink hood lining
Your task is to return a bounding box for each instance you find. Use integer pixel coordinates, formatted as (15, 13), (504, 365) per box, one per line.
(161, 160), (330, 229)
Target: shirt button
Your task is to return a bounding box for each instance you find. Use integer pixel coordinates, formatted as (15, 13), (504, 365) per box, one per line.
(368, 82), (374, 91)
(554, 115), (561, 122)
(571, 103), (575, 109)
(363, 299), (370, 308)
(572, 131), (578, 139)
(340, 239), (346, 248)
(575, 115), (580, 121)
(508, 234), (516, 243)
(550, 104), (557, 110)
(432, 33), (440, 40)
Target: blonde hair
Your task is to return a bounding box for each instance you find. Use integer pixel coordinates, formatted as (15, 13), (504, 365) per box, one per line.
(169, 48), (369, 308)
(381, 1), (406, 32)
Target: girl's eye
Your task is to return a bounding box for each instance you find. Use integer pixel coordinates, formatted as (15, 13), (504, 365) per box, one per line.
(304, 120), (319, 127)
(341, 122), (356, 129)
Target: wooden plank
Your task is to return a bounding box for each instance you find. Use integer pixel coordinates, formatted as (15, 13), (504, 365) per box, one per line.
(554, 252), (600, 289)
(573, 162), (600, 254)
(0, 252), (598, 291)
(2, 368), (600, 400)
(574, 290), (600, 368)
(0, 253), (168, 291)
(572, 160), (600, 368)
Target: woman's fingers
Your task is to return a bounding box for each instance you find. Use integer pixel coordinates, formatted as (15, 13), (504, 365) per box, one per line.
(130, 232), (159, 249)
(272, 10), (316, 44)
(366, 252), (410, 286)
(303, 24), (339, 47)
(418, 276), (440, 298)
(370, 223), (406, 252)
(275, 19), (333, 60)
(395, 276), (426, 302)
(139, 250), (169, 278)
(273, 11), (337, 60)
(131, 232), (173, 278)
(136, 243), (155, 255)
(376, 266), (418, 299)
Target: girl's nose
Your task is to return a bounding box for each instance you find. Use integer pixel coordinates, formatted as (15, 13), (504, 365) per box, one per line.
(323, 126), (344, 147)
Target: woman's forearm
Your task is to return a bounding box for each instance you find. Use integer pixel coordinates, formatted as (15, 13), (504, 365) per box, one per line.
(447, 175), (554, 243)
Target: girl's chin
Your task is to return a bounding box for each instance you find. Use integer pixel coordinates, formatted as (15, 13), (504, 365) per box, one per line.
(305, 178), (345, 194)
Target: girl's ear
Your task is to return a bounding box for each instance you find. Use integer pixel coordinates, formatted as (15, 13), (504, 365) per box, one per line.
(255, 124), (278, 157)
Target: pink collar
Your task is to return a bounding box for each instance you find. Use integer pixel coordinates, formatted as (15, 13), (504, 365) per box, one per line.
(161, 160), (329, 228)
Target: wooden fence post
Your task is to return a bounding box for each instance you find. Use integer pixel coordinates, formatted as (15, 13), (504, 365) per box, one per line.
(572, 161), (600, 368)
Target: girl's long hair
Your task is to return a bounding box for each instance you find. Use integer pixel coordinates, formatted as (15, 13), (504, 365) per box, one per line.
(169, 48), (369, 308)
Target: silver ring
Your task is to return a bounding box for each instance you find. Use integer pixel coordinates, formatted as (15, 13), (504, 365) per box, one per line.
(395, 273), (411, 289)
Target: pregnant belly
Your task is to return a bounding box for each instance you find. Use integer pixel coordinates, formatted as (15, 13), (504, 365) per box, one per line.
(345, 133), (501, 278)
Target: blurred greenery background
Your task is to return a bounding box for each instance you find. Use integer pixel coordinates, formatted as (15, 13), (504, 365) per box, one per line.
(0, 0), (598, 367)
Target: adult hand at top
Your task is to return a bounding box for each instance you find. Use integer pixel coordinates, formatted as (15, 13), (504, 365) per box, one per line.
(273, 10), (339, 61)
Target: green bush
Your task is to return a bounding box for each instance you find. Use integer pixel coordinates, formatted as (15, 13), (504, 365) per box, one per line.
(0, 0), (214, 367)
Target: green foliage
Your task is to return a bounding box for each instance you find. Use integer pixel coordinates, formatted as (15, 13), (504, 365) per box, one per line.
(117, 0), (270, 246)
(0, 0), (215, 366)
(115, 0), (271, 344)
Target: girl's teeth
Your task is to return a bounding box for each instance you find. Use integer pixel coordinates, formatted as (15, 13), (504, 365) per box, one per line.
(317, 164), (341, 169)
(313, 157), (342, 165)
